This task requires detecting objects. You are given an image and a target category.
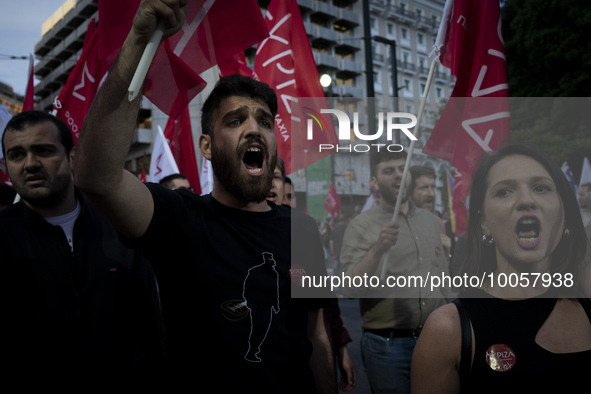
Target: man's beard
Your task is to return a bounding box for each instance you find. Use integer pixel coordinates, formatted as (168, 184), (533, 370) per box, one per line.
(210, 139), (276, 203)
(379, 182), (407, 207)
(12, 169), (72, 209)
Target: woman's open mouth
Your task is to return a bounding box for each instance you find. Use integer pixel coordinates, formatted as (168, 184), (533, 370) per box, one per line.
(515, 215), (541, 248)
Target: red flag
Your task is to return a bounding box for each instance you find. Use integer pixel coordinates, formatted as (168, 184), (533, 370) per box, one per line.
(139, 168), (147, 183)
(254, 0), (337, 175)
(423, 0), (510, 235)
(218, 52), (258, 79)
(163, 107), (201, 194)
(23, 54), (35, 111)
(98, 0), (268, 119)
(53, 19), (107, 144)
(324, 183), (341, 218)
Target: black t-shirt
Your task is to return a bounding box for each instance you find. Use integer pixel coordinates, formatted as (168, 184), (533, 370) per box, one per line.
(131, 184), (328, 392)
(459, 290), (591, 393)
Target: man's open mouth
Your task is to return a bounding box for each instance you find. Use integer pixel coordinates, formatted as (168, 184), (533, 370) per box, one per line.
(242, 146), (265, 175)
(515, 215), (541, 248)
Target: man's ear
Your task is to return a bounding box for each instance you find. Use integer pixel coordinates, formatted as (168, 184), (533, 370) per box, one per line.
(69, 147), (76, 164)
(370, 176), (379, 191)
(199, 134), (212, 161)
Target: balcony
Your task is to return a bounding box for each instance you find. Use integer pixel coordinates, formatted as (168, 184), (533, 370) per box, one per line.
(304, 21), (314, 37)
(335, 7), (361, 28)
(336, 58), (363, 79)
(311, 25), (338, 45)
(131, 128), (152, 146)
(314, 52), (340, 69)
(418, 66), (430, 78)
(335, 34), (361, 52)
(369, 0), (386, 13)
(297, 0), (314, 11)
(416, 15), (438, 33)
(398, 61), (416, 75)
(387, 6), (417, 25)
(312, 1), (338, 20)
(339, 84), (363, 98)
(434, 70), (448, 83)
(35, 0), (97, 56)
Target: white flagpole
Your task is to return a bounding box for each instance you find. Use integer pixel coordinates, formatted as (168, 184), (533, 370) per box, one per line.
(128, 21), (165, 101)
(379, 54), (440, 280)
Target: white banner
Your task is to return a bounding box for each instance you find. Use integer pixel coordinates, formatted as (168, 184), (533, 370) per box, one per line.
(149, 126), (179, 184)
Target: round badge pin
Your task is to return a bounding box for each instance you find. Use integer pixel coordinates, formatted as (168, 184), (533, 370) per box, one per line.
(290, 264), (306, 286)
(486, 344), (516, 372)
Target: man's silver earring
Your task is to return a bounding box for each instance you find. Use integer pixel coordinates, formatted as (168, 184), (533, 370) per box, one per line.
(563, 228), (570, 237)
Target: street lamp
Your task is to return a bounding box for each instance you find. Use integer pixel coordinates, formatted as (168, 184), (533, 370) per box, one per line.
(372, 36), (398, 102)
(320, 73), (332, 88)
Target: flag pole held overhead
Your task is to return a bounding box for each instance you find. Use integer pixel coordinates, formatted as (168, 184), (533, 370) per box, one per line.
(128, 20), (165, 101)
(379, 55), (439, 281)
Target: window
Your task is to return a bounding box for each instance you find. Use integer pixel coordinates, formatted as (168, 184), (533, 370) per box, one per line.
(375, 70), (383, 92)
(370, 17), (378, 35)
(403, 79), (413, 98)
(418, 56), (426, 73)
(387, 22), (395, 39)
(417, 33), (424, 45)
(400, 27), (410, 47)
(402, 50), (411, 64)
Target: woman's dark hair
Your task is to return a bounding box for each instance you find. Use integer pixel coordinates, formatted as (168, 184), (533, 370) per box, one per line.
(458, 142), (587, 290)
(200, 74), (277, 137)
(2, 110), (74, 157)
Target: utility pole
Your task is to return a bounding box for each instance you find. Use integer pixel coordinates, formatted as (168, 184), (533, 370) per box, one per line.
(362, 0), (376, 139)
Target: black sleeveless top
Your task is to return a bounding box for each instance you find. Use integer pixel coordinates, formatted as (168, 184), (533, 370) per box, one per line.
(458, 290), (591, 393)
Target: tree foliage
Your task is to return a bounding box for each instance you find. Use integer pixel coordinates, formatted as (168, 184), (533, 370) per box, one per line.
(501, 0), (591, 173)
(502, 0), (591, 97)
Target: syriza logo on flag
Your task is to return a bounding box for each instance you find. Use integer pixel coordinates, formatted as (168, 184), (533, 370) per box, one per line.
(149, 127), (179, 184)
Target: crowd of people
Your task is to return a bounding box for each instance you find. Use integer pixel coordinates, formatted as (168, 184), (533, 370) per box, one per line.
(1, 1), (590, 393)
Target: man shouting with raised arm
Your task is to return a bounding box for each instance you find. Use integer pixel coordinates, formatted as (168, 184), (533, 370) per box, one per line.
(75, 1), (335, 393)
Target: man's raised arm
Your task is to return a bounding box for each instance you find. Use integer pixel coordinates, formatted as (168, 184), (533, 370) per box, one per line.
(74, 0), (187, 238)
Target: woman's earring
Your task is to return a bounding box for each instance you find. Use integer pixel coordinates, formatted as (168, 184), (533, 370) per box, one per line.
(563, 228), (570, 237)
(482, 234), (494, 245)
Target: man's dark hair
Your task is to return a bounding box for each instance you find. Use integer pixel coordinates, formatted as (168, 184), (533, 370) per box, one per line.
(409, 165), (436, 192)
(581, 183), (591, 193)
(159, 173), (188, 189)
(284, 176), (292, 186)
(370, 150), (407, 177)
(2, 110), (74, 158)
(201, 74), (278, 137)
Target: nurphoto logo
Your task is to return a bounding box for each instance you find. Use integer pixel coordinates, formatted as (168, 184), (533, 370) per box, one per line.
(305, 108), (418, 153)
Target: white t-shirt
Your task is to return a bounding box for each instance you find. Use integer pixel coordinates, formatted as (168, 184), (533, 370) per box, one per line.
(45, 201), (81, 252)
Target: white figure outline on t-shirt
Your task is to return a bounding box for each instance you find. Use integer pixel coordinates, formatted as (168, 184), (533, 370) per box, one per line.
(242, 252), (280, 363)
